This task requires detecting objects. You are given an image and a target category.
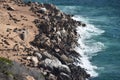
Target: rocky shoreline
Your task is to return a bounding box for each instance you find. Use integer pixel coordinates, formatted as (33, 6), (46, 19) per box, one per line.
(0, 0), (90, 80)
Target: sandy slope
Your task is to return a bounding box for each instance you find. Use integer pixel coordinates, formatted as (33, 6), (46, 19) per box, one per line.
(0, 1), (38, 63)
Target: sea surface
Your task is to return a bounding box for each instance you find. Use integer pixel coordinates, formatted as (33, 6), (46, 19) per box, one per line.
(29, 0), (120, 80)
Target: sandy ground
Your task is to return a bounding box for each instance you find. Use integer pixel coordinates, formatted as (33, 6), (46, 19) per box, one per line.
(0, 1), (39, 63)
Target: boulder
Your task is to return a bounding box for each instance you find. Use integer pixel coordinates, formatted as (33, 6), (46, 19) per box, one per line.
(55, 48), (60, 52)
(69, 64), (90, 80)
(60, 54), (73, 63)
(40, 58), (71, 74)
(7, 6), (15, 11)
(41, 51), (52, 59)
(44, 58), (62, 68)
(47, 73), (56, 80)
(44, 39), (51, 47)
(31, 56), (39, 67)
(58, 65), (71, 74)
(33, 52), (42, 60)
(39, 58), (61, 71)
(58, 72), (71, 80)
(40, 8), (47, 12)
(82, 23), (86, 27)
(37, 8), (47, 14)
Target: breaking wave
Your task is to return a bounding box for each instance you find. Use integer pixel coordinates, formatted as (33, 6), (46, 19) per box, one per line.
(72, 15), (105, 77)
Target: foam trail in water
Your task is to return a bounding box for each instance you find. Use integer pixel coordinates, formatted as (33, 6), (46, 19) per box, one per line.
(72, 15), (105, 77)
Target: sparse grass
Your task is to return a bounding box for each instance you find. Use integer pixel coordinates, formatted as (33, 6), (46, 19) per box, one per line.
(0, 57), (12, 65)
(0, 57), (13, 75)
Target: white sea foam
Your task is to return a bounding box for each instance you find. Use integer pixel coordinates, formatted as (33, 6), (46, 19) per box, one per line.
(72, 15), (105, 77)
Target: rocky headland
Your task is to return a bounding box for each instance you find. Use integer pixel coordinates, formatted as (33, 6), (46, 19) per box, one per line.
(0, 0), (89, 80)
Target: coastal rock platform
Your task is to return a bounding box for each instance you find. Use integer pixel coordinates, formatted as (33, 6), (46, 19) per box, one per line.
(0, 0), (89, 80)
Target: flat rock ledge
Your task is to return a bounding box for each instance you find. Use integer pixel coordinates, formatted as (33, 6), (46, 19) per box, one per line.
(0, 0), (90, 80)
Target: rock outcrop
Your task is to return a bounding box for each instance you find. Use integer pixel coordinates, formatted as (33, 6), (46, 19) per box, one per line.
(0, 0), (89, 80)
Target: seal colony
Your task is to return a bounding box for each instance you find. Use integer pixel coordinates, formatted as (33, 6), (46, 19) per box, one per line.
(0, 0), (90, 80)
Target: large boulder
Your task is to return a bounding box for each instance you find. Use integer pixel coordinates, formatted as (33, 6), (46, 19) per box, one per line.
(39, 58), (71, 75)
(27, 56), (39, 67)
(41, 51), (53, 59)
(58, 65), (71, 74)
(37, 7), (47, 14)
(43, 58), (62, 68)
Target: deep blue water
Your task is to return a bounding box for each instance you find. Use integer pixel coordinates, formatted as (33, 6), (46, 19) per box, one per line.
(29, 0), (120, 80)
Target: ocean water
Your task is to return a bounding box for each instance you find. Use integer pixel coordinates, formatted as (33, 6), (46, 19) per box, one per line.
(29, 0), (120, 80)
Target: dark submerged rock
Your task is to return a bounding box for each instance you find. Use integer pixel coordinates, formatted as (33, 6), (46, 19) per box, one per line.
(82, 23), (86, 27)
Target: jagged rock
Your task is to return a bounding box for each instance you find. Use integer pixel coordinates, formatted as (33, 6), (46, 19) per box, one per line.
(60, 54), (73, 63)
(40, 8), (47, 12)
(33, 52), (42, 60)
(60, 54), (68, 61)
(47, 73), (56, 80)
(3, 4), (15, 11)
(77, 21), (82, 26)
(43, 58), (62, 68)
(39, 58), (60, 71)
(69, 64), (90, 80)
(7, 6), (15, 11)
(40, 58), (71, 75)
(56, 31), (61, 36)
(44, 39), (51, 47)
(41, 51), (53, 59)
(58, 72), (71, 80)
(69, 50), (81, 57)
(55, 48), (60, 52)
(37, 7), (47, 14)
(43, 16), (50, 21)
(58, 65), (71, 74)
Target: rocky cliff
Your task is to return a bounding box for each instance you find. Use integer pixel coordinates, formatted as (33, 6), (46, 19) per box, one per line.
(0, 0), (90, 80)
